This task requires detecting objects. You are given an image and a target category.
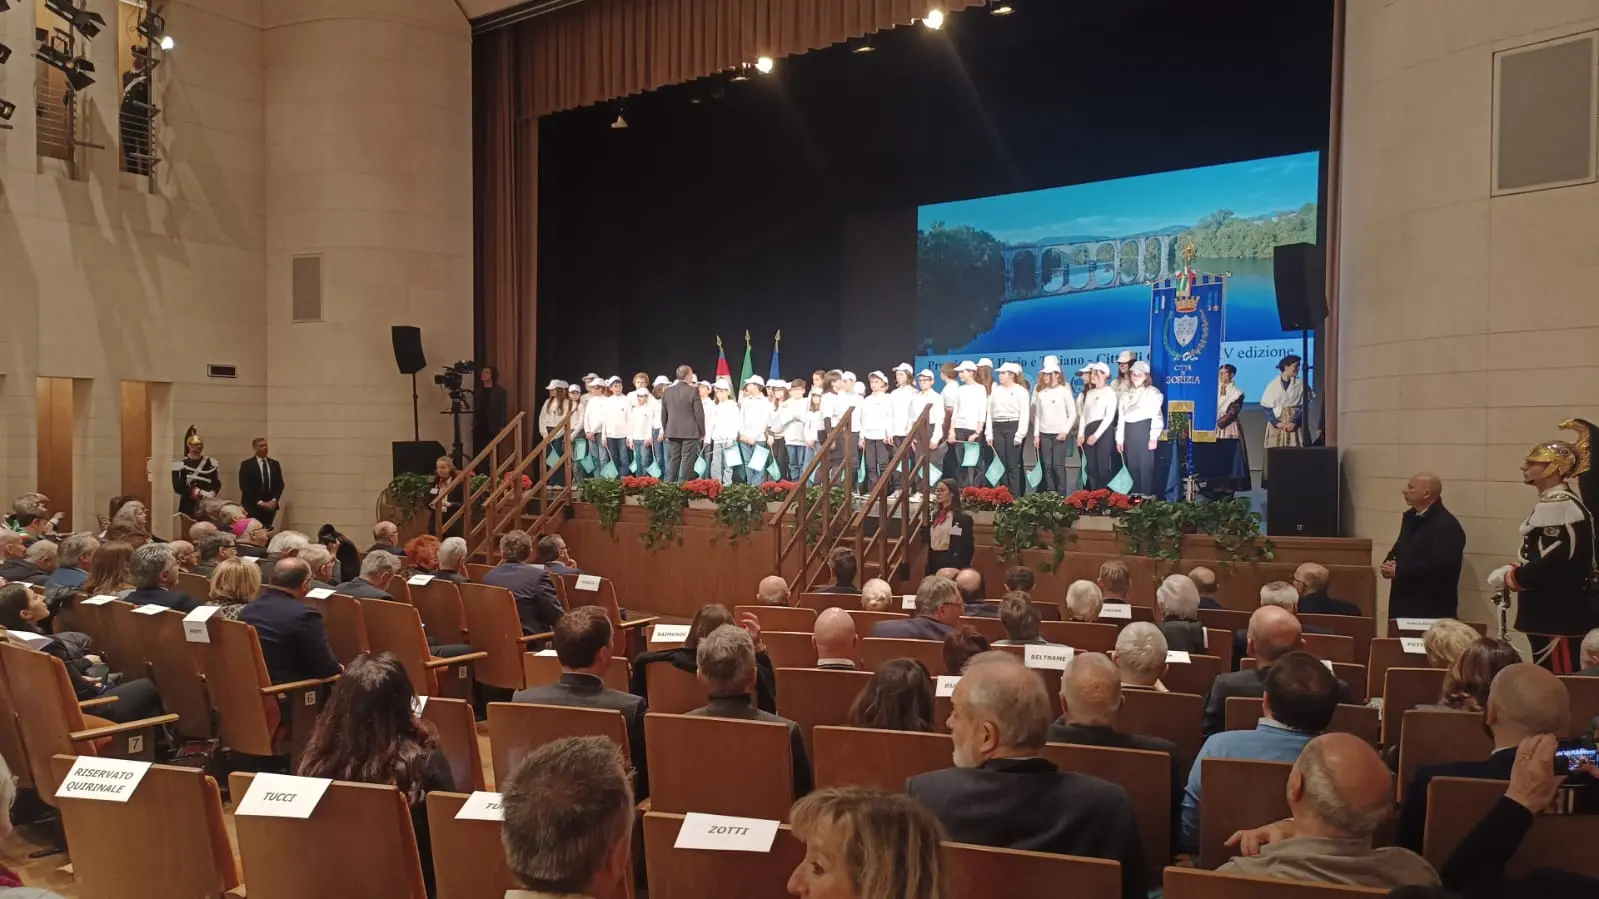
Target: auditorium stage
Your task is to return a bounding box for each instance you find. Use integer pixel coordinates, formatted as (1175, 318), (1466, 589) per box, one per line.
(554, 504), (1374, 621)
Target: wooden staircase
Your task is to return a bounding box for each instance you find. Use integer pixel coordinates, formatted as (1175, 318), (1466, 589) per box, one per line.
(431, 408), (577, 564)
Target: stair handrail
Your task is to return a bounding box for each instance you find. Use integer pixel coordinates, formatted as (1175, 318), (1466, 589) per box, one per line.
(773, 407), (854, 587)
(432, 412), (527, 559)
(847, 407), (934, 581)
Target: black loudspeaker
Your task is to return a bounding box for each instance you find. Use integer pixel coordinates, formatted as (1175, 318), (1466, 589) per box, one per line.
(1272, 243), (1328, 331)
(1266, 446), (1339, 537)
(391, 325), (426, 375)
(393, 440), (446, 477)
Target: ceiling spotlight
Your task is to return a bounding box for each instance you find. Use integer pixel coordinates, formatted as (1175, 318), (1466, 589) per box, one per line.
(610, 112), (628, 130)
(990, 2), (1015, 14)
(922, 8), (945, 29)
(138, 11), (175, 51)
(754, 56), (774, 74)
(36, 39), (95, 91)
(0, 98), (14, 122)
(730, 63), (753, 82)
(44, 0), (106, 40)
(852, 40), (875, 54)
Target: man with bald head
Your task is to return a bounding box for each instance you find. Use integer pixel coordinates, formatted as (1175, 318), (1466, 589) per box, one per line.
(1221, 733), (1439, 888)
(954, 568), (995, 617)
(1188, 566), (1225, 610)
(1294, 562), (1361, 616)
(907, 652), (1145, 899)
(1203, 605), (1304, 736)
(934, 566), (960, 581)
(812, 607), (859, 670)
(1383, 471), (1466, 619)
(755, 575), (790, 607)
(1398, 662), (1571, 851)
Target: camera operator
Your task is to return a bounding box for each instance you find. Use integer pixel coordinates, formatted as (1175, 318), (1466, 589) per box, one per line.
(474, 364), (509, 457)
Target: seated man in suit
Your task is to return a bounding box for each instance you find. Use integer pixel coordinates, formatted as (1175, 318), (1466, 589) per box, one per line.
(1114, 622), (1169, 692)
(872, 575), (962, 640)
(434, 536), (470, 584)
(1294, 563), (1361, 616)
(0, 532), (48, 585)
(1098, 559), (1132, 606)
(907, 651), (1145, 899)
(298, 543), (339, 591)
(1231, 581), (1338, 667)
(239, 557), (342, 685)
(1189, 566), (1226, 610)
(334, 549), (399, 599)
(1205, 605), (1304, 736)
(367, 520), (404, 556)
(483, 529), (566, 636)
(512, 606), (648, 798)
(954, 568), (996, 618)
(1181, 651), (1339, 852)
(1220, 733), (1438, 889)
(1052, 652), (1183, 856)
(755, 574), (791, 607)
(687, 623), (812, 797)
(190, 532), (236, 577)
(812, 547), (860, 594)
(257, 530), (311, 582)
(42, 532), (97, 591)
(536, 534), (584, 577)
(122, 543), (200, 612)
(1397, 662), (1571, 851)
(813, 607), (859, 670)
(1155, 574), (1207, 653)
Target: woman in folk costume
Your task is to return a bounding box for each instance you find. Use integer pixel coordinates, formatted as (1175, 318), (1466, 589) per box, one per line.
(172, 426), (222, 518)
(1487, 418), (1599, 673)
(1203, 363), (1252, 496)
(1259, 354), (1306, 483)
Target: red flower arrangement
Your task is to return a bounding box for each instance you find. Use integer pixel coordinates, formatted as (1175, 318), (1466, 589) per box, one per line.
(961, 485), (1015, 511)
(760, 480), (799, 500)
(683, 479), (723, 500)
(1064, 488), (1133, 516)
(501, 472), (533, 491)
(620, 475), (660, 495)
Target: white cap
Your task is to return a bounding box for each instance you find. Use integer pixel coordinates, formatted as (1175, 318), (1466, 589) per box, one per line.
(893, 362), (914, 374)
(853, 382), (866, 395)
(842, 370), (857, 381)
(1131, 360), (1151, 375)
(747, 375), (765, 388)
(1076, 364), (1092, 374)
(652, 375), (669, 386)
(917, 368), (935, 379)
(584, 372), (599, 381)
(545, 379), (565, 390)
(977, 357), (994, 368)
(1116, 351), (1137, 364)
(1091, 362), (1112, 376)
(1041, 355), (1062, 374)
(632, 387), (650, 397)
(607, 375), (623, 385)
(868, 370), (887, 382)
(714, 378), (733, 391)
(997, 362), (1022, 375)
(955, 360), (977, 372)
(567, 383), (582, 393)
(809, 386), (823, 396)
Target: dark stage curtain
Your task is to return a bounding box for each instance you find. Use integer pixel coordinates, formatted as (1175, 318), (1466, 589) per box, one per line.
(475, 0), (985, 419)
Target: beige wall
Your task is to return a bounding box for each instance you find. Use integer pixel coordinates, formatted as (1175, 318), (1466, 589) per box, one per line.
(0, 0), (471, 540)
(1339, 0), (1599, 627)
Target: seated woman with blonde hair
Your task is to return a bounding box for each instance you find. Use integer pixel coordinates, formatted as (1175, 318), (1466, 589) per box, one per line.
(788, 786), (948, 899)
(1421, 618), (1479, 669)
(860, 578), (895, 612)
(207, 557), (262, 620)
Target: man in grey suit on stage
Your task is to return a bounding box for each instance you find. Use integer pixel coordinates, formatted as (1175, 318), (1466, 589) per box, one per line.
(659, 365), (705, 482)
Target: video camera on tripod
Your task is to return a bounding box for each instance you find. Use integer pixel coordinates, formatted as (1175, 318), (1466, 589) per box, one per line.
(433, 360), (479, 396)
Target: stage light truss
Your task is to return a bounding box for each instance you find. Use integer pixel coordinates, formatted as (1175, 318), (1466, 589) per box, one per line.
(43, 0), (105, 40)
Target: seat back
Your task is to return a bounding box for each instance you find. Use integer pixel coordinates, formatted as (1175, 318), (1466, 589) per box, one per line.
(522, 652), (630, 692)
(229, 772), (427, 899)
(1164, 867), (1388, 899)
(844, 609), (906, 633)
(102, 600), (152, 680)
(797, 592), (864, 612)
(177, 571), (211, 599)
(0, 642), (92, 799)
(193, 618), (278, 757)
(646, 661), (716, 714)
(775, 668), (872, 754)
(1196, 608), (1251, 632)
(812, 725), (952, 790)
(128, 606), (213, 738)
(1119, 689), (1204, 765)
(1299, 613), (1375, 664)
(1331, 662), (1368, 702)
(410, 579), (469, 643)
(458, 582), (527, 690)
(1560, 674), (1599, 738)
(944, 841), (1123, 899)
(1160, 653), (1223, 697)
(1224, 697), (1379, 744)
(358, 597), (435, 695)
(735, 605), (817, 632)
(0, 655), (32, 789)
(1204, 628), (1234, 672)
(420, 696), (485, 792)
(1037, 620), (1117, 652)
(1199, 757), (1293, 868)
(958, 616), (1005, 642)
(1397, 708), (1492, 800)
(425, 793), (519, 899)
(385, 578), (413, 605)
(1380, 667), (1447, 745)
(559, 574), (633, 656)
(487, 702), (629, 787)
(1366, 637), (1427, 700)
(646, 712), (795, 819)
(861, 637), (946, 675)
(310, 593), (369, 664)
(1423, 775), (1599, 878)
(52, 755), (239, 899)
(763, 631), (819, 670)
(1301, 632), (1354, 663)
(56, 594), (109, 645)
(465, 562), (494, 582)
(1040, 741), (1169, 884)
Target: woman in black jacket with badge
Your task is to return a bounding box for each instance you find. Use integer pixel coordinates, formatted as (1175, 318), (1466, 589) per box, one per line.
(925, 479), (974, 575)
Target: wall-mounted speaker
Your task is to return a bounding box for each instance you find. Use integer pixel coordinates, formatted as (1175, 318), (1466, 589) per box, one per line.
(1272, 243), (1327, 332)
(392, 326), (426, 375)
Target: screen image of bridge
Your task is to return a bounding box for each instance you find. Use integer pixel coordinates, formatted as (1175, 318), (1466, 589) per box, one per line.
(914, 152), (1320, 402)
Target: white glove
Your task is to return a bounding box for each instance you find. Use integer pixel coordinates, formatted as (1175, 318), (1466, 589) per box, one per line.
(1487, 564), (1513, 590)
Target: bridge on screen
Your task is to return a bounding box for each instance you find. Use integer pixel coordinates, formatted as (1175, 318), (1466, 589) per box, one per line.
(1002, 232), (1185, 301)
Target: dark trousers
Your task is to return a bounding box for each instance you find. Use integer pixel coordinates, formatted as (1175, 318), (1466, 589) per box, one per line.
(1039, 434), (1070, 495)
(606, 438), (630, 475)
(992, 420), (1022, 496)
(97, 677), (164, 723)
(864, 439), (892, 495)
(953, 429), (981, 489)
(1123, 419), (1155, 495)
(1083, 421), (1117, 489)
(665, 438), (699, 482)
(1528, 633), (1584, 674)
(253, 504), (279, 529)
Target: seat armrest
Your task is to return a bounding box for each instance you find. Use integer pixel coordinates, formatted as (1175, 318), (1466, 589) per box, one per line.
(618, 617), (659, 630)
(70, 713), (180, 742)
(518, 631), (553, 644)
(78, 695), (119, 710)
(424, 651), (488, 668)
(259, 675), (339, 696)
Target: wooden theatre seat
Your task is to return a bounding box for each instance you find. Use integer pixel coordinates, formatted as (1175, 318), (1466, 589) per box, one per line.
(192, 617), (336, 764)
(762, 631), (819, 670)
(1120, 689), (1204, 767)
(1559, 674), (1599, 739)
(646, 661), (717, 715)
(844, 609), (906, 633)
(1298, 613), (1375, 665)
(1097, 604), (1156, 625)
(1380, 666), (1447, 745)
(177, 570), (212, 600)
(1042, 741), (1171, 882)
(1165, 867), (1388, 899)
(861, 637), (946, 676)
(1037, 620), (1117, 653)
(101, 600), (153, 681)
(310, 592), (369, 665)
(735, 605), (817, 632)
(812, 725), (951, 791)
(420, 696), (485, 792)
(645, 712), (795, 820)
(465, 562), (494, 582)
(487, 701), (630, 788)
(557, 574), (657, 659)
(1198, 757), (1293, 868)
(426, 792), (519, 899)
(0, 654), (32, 790)
(50, 754), (239, 899)
(522, 650), (630, 692)
(1204, 628), (1234, 673)
(409, 578), (470, 645)
(126, 606), (214, 740)
(230, 772), (428, 899)
(1197, 608), (1251, 633)
(797, 592), (864, 613)
(358, 597), (484, 698)
(1366, 637), (1429, 701)
(458, 581), (542, 691)
(1423, 775), (1599, 879)
(1224, 696), (1380, 745)
(1396, 708), (1492, 800)
(959, 616), (1005, 642)
(1160, 654), (1223, 697)
(1301, 632), (1355, 663)
(775, 667), (872, 753)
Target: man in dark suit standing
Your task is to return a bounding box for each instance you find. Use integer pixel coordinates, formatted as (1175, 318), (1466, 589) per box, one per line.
(483, 529), (565, 636)
(239, 557), (342, 685)
(873, 575), (963, 640)
(513, 606), (648, 797)
(238, 437), (285, 529)
(1294, 563), (1363, 616)
(659, 366), (705, 483)
(907, 652), (1145, 899)
(1383, 473), (1467, 620)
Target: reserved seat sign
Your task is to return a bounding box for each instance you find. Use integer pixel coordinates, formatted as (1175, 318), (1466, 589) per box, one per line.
(455, 791), (504, 821)
(56, 757), (152, 803)
(234, 773), (334, 819)
(1024, 644), (1074, 670)
(673, 812), (780, 852)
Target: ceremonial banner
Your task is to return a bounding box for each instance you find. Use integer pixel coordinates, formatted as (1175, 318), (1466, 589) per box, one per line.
(1148, 268), (1225, 437)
